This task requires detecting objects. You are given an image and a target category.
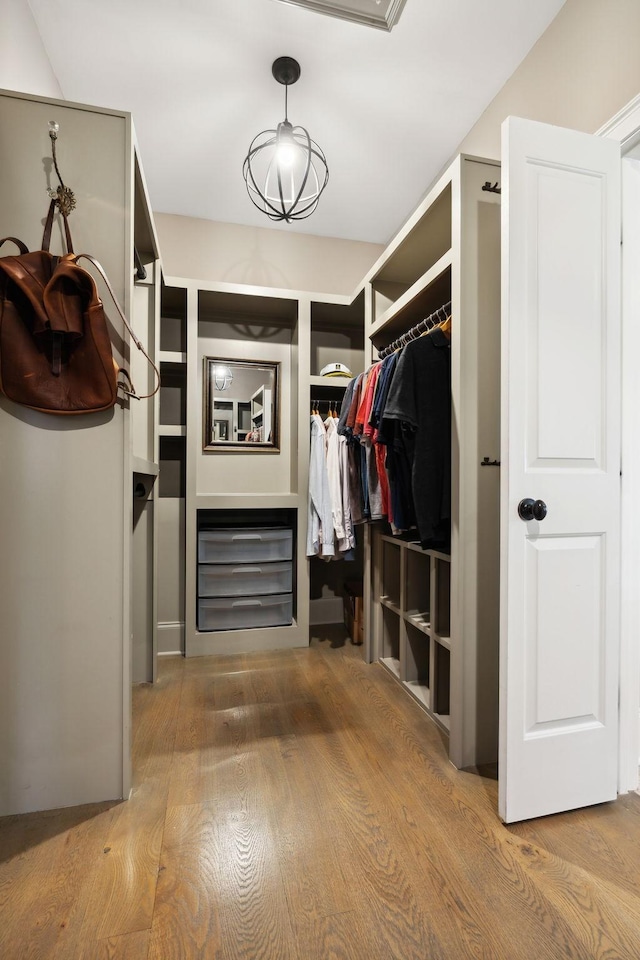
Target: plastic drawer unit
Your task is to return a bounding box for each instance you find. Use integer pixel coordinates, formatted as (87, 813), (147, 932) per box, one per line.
(197, 525), (294, 632)
(198, 527), (293, 564)
(198, 561), (292, 598)
(198, 594), (293, 632)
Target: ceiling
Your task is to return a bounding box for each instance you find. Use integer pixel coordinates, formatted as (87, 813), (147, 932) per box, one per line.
(28, 0), (567, 245)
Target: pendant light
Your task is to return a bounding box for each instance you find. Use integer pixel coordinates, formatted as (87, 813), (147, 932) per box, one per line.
(242, 57), (329, 223)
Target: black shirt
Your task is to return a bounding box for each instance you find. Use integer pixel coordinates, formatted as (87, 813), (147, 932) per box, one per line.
(383, 328), (450, 548)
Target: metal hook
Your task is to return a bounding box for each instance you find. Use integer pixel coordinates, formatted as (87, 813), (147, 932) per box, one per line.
(47, 120), (76, 217)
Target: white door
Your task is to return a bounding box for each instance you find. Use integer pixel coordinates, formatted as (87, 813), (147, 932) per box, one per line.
(499, 117), (621, 823)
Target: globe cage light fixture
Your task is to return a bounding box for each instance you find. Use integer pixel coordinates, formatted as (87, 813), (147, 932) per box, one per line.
(242, 57), (329, 223)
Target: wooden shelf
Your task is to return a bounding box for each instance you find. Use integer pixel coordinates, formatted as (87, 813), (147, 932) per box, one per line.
(159, 350), (187, 365)
(433, 634), (451, 652)
(405, 612), (431, 635)
(370, 249), (452, 344)
(380, 657), (401, 680)
(433, 713), (450, 733)
(132, 457), (159, 477)
(159, 424), (186, 437)
(309, 375), (351, 389)
(403, 680), (431, 710)
(380, 596), (401, 616)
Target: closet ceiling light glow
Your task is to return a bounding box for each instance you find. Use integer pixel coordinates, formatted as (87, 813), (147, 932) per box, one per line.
(271, 0), (408, 31)
(214, 365), (233, 391)
(242, 56), (329, 223)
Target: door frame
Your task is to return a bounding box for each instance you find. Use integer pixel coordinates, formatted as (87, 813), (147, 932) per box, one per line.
(597, 93), (640, 794)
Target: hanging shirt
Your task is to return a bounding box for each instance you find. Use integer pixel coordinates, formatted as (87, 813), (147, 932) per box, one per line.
(383, 328), (451, 548)
(325, 415), (349, 551)
(307, 414), (335, 558)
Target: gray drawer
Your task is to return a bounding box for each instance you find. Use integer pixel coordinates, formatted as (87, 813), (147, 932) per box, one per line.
(198, 527), (293, 564)
(198, 561), (292, 598)
(198, 593), (293, 632)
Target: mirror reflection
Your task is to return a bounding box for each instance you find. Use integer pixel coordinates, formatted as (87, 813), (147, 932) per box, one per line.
(203, 357), (279, 450)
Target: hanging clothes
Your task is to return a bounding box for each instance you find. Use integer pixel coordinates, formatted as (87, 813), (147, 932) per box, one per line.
(365, 354), (396, 524)
(354, 363), (385, 521)
(383, 326), (451, 548)
(325, 414), (355, 553)
(307, 413), (335, 558)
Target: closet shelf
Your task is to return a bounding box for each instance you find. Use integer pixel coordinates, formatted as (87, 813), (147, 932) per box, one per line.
(433, 713), (450, 733)
(309, 375), (350, 390)
(195, 493), (300, 510)
(132, 457), (159, 478)
(380, 596), (401, 616)
(403, 680), (430, 710)
(380, 657), (401, 680)
(433, 634), (451, 651)
(159, 350), (187, 365)
(370, 249), (452, 343)
(405, 613), (431, 636)
(405, 541), (451, 563)
(159, 424), (186, 437)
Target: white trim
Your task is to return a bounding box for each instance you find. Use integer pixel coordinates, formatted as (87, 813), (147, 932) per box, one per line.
(617, 154), (640, 793)
(599, 93), (640, 794)
(597, 94), (640, 150)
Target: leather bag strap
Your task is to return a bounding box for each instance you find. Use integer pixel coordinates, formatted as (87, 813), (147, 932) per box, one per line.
(75, 254), (160, 400)
(42, 199), (74, 254)
(0, 237), (29, 255)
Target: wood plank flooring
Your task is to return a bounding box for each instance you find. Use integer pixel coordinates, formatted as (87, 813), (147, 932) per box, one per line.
(2, 630), (640, 959)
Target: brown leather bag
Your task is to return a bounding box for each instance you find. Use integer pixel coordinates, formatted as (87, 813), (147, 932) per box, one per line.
(0, 200), (158, 415)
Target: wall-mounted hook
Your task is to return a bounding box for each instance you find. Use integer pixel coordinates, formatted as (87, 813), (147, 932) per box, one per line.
(47, 120), (76, 218)
(482, 181), (501, 195)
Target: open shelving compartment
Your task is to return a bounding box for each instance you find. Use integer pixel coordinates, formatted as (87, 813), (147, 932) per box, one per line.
(370, 180), (452, 329)
(376, 533), (451, 733)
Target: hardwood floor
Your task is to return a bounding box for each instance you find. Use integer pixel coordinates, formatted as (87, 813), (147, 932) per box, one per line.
(2, 630), (640, 959)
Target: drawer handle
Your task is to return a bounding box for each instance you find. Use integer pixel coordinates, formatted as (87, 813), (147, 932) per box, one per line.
(232, 599), (262, 607)
(232, 534), (262, 541)
(232, 566), (262, 575)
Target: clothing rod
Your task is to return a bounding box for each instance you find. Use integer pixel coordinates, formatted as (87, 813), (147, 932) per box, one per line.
(377, 300), (452, 359)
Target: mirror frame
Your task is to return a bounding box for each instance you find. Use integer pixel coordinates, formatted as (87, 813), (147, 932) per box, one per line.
(203, 356), (280, 452)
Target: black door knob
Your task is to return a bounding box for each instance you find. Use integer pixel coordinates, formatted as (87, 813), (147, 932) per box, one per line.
(518, 498), (548, 522)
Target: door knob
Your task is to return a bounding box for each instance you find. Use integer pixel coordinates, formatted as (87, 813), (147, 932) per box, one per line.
(518, 498), (548, 522)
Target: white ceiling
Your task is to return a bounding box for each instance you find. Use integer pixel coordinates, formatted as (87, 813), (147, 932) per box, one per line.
(29, 0), (566, 245)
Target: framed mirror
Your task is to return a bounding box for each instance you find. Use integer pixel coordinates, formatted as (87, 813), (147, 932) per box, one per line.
(203, 357), (280, 450)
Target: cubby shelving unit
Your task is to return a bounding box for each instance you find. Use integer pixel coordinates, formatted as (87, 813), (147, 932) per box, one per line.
(375, 534), (452, 732)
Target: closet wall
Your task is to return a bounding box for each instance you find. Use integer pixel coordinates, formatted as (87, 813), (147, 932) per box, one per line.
(454, 0), (640, 162)
(155, 213), (382, 295)
(0, 90), (159, 815)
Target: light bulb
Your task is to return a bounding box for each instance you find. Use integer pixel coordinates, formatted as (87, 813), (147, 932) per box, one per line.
(277, 141), (296, 167)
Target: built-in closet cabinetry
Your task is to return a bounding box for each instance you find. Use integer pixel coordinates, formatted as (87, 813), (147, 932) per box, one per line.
(0, 89), (160, 815)
(156, 275), (366, 656)
(363, 155), (502, 770)
(309, 295), (365, 626)
(157, 284), (187, 655)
